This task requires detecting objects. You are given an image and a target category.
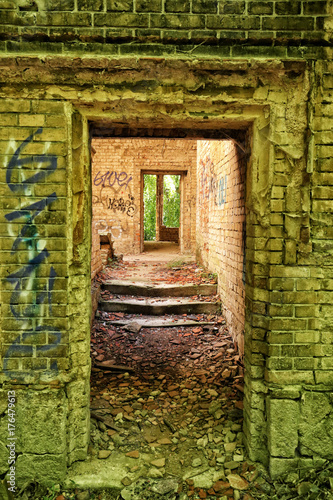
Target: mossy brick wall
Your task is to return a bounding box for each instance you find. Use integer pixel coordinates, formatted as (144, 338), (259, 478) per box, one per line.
(196, 140), (246, 355)
(91, 138), (197, 255)
(0, 0), (331, 59)
(0, 100), (91, 485)
(0, 0), (332, 484)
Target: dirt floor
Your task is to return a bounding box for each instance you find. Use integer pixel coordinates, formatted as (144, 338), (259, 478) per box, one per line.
(87, 256), (247, 499)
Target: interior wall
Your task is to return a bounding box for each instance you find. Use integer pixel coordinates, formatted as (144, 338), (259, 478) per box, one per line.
(196, 140), (246, 354)
(91, 221), (103, 280)
(91, 138), (197, 255)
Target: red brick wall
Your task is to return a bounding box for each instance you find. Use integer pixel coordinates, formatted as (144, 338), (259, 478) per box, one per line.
(159, 226), (179, 243)
(91, 220), (103, 279)
(196, 140), (246, 353)
(91, 138), (197, 255)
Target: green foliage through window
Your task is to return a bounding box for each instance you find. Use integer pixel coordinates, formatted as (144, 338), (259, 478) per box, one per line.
(143, 174), (156, 241)
(143, 174), (180, 241)
(163, 175), (180, 227)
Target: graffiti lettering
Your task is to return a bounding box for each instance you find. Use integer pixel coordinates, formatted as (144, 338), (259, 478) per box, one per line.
(200, 156), (217, 202)
(94, 170), (132, 190)
(6, 194), (57, 252)
(108, 194), (137, 217)
(4, 128), (61, 379)
(6, 127), (57, 193)
(218, 175), (228, 206)
(200, 156), (228, 207)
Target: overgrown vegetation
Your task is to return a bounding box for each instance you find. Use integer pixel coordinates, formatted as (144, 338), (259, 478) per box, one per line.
(163, 174), (180, 228)
(143, 174), (156, 241)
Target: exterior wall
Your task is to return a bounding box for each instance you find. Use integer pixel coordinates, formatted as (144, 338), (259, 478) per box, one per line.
(91, 138), (197, 255)
(0, 103), (91, 485)
(0, 0), (333, 486)
(0, 0), (328, 55)
(196, 140), (246, 354)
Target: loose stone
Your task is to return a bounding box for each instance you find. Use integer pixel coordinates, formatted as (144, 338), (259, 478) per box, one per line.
(227, 474), (249, 490)
(151, 458), (166, 468)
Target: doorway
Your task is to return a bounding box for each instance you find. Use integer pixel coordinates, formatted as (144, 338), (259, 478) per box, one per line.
(143, 173), (181, 248)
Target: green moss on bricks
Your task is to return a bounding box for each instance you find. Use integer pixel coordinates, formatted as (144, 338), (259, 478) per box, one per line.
(95, 13), (148, 27)
(268, 399), (299, 458)
(107, 0), (133, 11)
(206, 14), (260, 29)
(37, 12), (92, 26)
(165, 0), (190, 12)
(192, 0), (217, 13)
(77, 0), (104, 10)
(43, 0), (75, 9)
(120, 43), (176, 55)
(15, 390), (67, 454)
(300, 392), (333, 458)
(303, 1), (328, 15)
(248, 1), (273, 15)
(275, 1), (301, 15)
(0, 441), (8, 475)
(220, 1), (246, 14)
(263, 16), (314, 31)
(136, 0), (162, 11)
(16, 453), (67, 487)
(63, 41), (119, 55)
(151, 13), (205, 29)
(269, 458), (299, 480)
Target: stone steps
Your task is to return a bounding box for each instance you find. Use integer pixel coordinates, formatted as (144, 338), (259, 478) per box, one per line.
(98, 297), (221, 316)
(102, 279), (217, 297)
(103, 317), (217, 328)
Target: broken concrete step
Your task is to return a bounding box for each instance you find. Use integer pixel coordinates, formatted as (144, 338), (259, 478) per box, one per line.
(105, 317), (216, 328)
(99, 298), (221, 315)
(102, 280), (217, 297)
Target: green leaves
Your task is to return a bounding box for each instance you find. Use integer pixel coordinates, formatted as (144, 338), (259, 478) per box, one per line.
(143, 174), (156, 241)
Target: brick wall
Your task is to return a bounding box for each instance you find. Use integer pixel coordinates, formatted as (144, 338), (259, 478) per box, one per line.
(196, 140), (246, 353)
(0, 101), (91, 484)
(91, 138), (197, 255)
(91, 220), (103, 279)
(0, 2), (333, 484)
(159, 225), (179, 243)
(0, 0), (330, 58)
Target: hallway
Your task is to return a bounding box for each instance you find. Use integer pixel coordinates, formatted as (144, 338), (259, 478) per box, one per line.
(69, 255), (252, 499)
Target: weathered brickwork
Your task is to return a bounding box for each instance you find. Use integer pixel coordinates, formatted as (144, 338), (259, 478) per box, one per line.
(91, 138), (197, 255)
(0, 0), (330, 58)
(91, 220), (103, 279)
(0, 0), (332, 487)
(196, 140), (246, 354)
(159, 225), (179, 243)
(0, 100), (91, 483)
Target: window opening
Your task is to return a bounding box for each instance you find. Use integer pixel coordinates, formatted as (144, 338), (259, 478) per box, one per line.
(143, 174), (157, 241)
(163, 174), (180, 228)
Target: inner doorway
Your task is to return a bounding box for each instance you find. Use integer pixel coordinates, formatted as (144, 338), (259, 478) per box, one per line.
(143, 173), (181, 251)
(88, 129), (250, 493)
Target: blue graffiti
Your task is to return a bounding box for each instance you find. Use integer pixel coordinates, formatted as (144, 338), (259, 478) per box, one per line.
(218, 175), (228, 206)
(3, 326), (61, 373)
(4, 128), (61, 379)
(6, 127), (57, 193)
(200, 155), (228, 207)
